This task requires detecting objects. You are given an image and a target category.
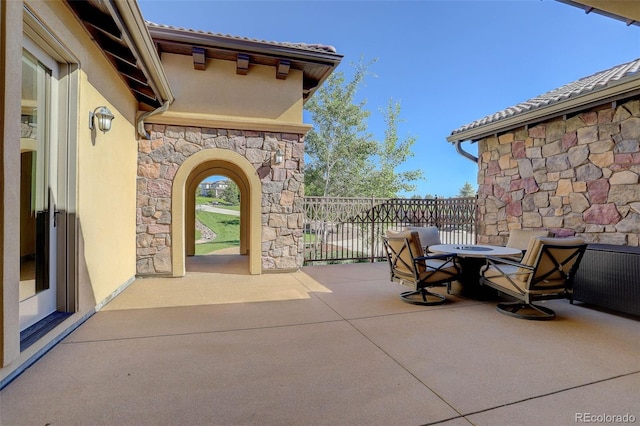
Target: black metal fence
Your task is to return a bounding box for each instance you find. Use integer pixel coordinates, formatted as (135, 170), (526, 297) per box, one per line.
(303, 197), (477, 264)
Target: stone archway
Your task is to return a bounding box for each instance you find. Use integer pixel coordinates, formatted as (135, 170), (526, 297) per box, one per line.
(137, 125), (306, 276)
(172, 149), (262, 276)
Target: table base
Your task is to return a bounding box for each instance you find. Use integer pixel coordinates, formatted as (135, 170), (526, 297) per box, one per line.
(455, 257), (499, 300)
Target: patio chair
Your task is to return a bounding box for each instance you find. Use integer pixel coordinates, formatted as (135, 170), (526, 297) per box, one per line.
(403, 226), (441, 253)
(504, 229), (552, 260)
(383, 230), (460, 305)
(480, 237), (587, 320)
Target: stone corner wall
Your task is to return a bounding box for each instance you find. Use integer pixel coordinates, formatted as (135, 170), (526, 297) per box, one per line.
(476, 97), (640, 247)
(136, 124), (306, 275)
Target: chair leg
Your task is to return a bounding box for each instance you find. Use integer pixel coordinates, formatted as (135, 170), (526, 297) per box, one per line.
(400, 288), (446, 306)
(496, 301), (556, 320)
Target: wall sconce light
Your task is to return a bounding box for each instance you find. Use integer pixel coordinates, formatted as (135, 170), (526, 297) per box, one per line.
(89, 106), (115, 133)
(274, 148), (284, 165)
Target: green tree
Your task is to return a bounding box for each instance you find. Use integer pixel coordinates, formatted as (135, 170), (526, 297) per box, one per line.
(221, 180), (240, 205)
(368, 99), (423, 197)
(304, 59), (423, 198)
(457, 181), (476, 197)
(304, 59), (376, 197)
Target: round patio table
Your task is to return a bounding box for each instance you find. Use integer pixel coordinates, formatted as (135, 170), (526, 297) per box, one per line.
(429, 244), (522, 300)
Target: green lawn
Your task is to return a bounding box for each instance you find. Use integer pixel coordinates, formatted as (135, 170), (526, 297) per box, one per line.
(195, 210), (240, 254)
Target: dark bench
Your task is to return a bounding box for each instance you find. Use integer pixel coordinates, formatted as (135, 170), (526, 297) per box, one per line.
(573, 244), (640, 316)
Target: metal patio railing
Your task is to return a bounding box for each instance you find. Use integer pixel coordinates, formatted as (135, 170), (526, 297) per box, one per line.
(303, 196), (477, 264)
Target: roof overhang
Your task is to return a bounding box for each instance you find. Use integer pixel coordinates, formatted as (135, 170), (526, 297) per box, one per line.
(556, 0), (640, 27)
(146, 23), (343, 103)
(447, 72), (640, 144)
(64, 0), (174, 110)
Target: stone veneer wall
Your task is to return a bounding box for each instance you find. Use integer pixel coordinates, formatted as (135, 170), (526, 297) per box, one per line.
(136, 124), (305, 274)
(476, 97), (640, 246)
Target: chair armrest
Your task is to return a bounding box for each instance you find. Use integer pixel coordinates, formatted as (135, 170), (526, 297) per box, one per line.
(484, 255), (533, 269)
(481, 255), (530, 294)
(416, 253), (457, 261)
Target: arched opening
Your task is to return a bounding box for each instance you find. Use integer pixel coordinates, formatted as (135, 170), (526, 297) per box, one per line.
(186, 170), (245, 257)
(172, 149), (261, 276)
(193, 175), (240, 256)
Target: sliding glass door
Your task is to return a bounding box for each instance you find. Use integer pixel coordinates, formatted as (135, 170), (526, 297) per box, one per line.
(19, 46), (59, 331)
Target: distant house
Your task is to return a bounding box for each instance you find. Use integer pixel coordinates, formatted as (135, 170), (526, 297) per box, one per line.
(199, 180), (230, 198)
(200, 182), (214, 196)
(447, 57), (640, 247)
(1, 0), (340, 387)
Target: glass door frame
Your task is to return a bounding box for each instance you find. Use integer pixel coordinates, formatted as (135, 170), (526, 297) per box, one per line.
(19, 8), (80, 333)
(19, 40), (58, 331)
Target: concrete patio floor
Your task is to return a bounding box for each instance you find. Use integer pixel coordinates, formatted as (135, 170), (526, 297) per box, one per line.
(0, 254), (638, 425)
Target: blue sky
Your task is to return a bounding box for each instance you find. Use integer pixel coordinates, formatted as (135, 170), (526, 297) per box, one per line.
(138, 0), (640, 197)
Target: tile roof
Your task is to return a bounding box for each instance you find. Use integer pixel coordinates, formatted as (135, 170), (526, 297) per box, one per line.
(450, 58), (640, 139)
(145, 21), (338, 54)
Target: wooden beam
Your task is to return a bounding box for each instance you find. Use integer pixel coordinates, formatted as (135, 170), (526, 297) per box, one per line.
(113, 60), (148, 85)
(66, 1), (122, 39)
(86, 26), (137, 67)
(133, 89), (162, 108)
(192, 47), (206, 71)
(236, 54), (249, 75)
(123, 78), (157, 100)
(303, 76), (319, 91)
(276, 59), (290, 80)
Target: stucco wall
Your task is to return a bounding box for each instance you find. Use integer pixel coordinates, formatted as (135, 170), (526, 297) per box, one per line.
(161, 53), (304, 123)
(77, 81), (138, 303)
(476, 97), (640, 246)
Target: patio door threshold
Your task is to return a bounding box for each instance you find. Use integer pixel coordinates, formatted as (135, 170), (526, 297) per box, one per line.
(20, 311), (72, 352)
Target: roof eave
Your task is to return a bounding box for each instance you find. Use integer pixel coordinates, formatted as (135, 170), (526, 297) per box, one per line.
(146, 24), (343, 103)
(65, 0), (174, 109)
(556, 0), (640, 27)
(446, 75), (640, 144)
(107, 1), (175, 105)
(147, 25), (343, 64)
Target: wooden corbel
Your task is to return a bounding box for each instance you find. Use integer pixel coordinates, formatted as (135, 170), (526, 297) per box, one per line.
(237, 54), (250, 75)
(192, 47), (206, 71)
(276, 60), (290, 80)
